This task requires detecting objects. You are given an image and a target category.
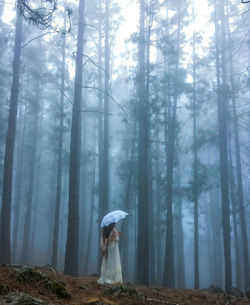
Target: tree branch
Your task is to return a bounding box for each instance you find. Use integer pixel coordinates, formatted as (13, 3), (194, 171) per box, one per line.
(83, 86), (128, 120)
(63, 92), (112, 116)
(21, 31), (56, 48)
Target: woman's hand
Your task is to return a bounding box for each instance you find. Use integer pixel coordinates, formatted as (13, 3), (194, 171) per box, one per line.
(118, 231), (122, 237)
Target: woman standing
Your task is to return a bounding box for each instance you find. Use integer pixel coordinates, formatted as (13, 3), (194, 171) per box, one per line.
(98, 222), (122, 284)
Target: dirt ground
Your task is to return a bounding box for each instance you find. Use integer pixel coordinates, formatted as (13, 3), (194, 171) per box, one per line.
(0, 265), (249, 305)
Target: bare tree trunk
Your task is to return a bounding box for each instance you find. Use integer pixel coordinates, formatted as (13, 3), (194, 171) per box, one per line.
(51, 6), (66, 268)
(12, 101), (27, 262)
(137, 0), (149, 285)
(30, 151), (41, 261)
(226, 4), (250, 288)
(0, 13), (23, 264)
(102, 0), (110, 216)
(97, 0), (104, 272)
(192, 1), (199, 289)
(146, 15), (155, 285)
(20, 83), (39, 264)
(176, 144), (185, 288)
(228, 132), (241, 288)
(163, 7), (181, 288)
(213, 0), (232, 289)
(209, 186), (223, 288)
(64, 0), (85, 276)
(120, 125), (135, 281)
(155, 133), (162, 284)
(84, 134), (96, 273)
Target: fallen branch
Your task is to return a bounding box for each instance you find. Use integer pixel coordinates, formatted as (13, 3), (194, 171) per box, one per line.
(224, 293), (237, 305)
(147, 297), (179, 305)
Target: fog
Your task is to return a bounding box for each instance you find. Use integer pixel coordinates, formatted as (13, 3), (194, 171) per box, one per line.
(0, 0), (250, 292)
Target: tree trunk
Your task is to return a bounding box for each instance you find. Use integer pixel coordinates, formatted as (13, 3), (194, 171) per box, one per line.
(84, 135), (96, 273)
(20, 83), (39, 264)
(30, 152), (41, 262)
(192, 3), (199, 288)
(213, 0), (232, 289)
(64, 0), (85, 276)
(137, 0), (149, 285)
(102, 0), (110, 216)
(155, 133), (162, 284)
(226, 4), (250, 288)
(176, 143), (185, 288)
(0, 13), (23, 264)
(97, 0), (104, 272)
(163, 7), (181, 288)
(51, 6), (66, 268)
(228, 132), (241, 288)
(209, 186), (223, 288)
(120, 126), (135, 281)
(146, 16), (155, 285)
(12, 100), (27, 262)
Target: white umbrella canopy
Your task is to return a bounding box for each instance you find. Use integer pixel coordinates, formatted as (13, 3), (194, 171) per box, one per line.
(101, 210), (128, 228)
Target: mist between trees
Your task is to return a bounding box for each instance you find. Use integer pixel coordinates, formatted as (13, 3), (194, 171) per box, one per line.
(0, 0), (250, 292)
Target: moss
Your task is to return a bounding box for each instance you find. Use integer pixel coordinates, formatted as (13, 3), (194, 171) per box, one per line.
(42, 280), (71, 299)
(1, 292), (44, 304)
(104, 284), (137, 296)
(14, 266), (48, 283)
(0, 283), (9, 295)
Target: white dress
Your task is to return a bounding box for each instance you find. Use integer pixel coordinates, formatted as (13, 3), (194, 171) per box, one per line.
(98, 228), (122, 284)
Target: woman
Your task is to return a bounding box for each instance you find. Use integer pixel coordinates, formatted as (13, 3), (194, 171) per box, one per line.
(98, 222), (122, 284)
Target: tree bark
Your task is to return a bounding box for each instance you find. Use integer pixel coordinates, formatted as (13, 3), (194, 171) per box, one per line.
(102, 0), (110, 217)
(51, 6), (66, 268)
(228, 132), (241, 288)
(192, 3), (199, 288)
(84, 134), (96, 273)
(163, 7), (181, 288)
(12, 101), (27, 262)
(213, 0), (232, 289)
(0, 13), (23, 264)
(176, 142), (185, 288)
(97, 0), (104, 272)
(226, 3), (250, 288)
(20, 82), (39, 264)
(64, 0), (85, 276)
(137, 0), (149, 285)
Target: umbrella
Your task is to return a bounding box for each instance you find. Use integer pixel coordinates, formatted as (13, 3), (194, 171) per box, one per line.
(101, 210), (128, 228)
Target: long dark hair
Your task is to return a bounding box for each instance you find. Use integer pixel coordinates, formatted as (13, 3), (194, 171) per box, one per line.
(103, 222), (115, 239)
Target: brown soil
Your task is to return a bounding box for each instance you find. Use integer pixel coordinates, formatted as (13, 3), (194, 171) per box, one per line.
(0, 265), (249, 305)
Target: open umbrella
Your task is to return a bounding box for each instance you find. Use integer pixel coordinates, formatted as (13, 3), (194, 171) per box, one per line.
(101, 210), (128, 228)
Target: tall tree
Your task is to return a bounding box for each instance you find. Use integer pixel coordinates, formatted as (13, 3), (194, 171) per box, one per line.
(97, 0), (104, 271)
(163, 4), (181, 288)
(64, 0), (85, 276)
(226, 3), (250, 288)
(137, 0), (149, 285)
(51, 5), (66, 268)
(192, 1), (199, 289)
(0, 13), (23, 264)
(146, 3), (155, 284)
(213, 0), (232, 289)
(103, 0), (110, 216)
(175, 140), (185, 288)
(12, 100), (27, 261)
(228, 132), (241, 288)
(20, 78), (40, 263)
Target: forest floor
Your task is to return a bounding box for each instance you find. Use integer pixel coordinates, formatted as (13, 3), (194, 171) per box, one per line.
(0, 265), (249, 305)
